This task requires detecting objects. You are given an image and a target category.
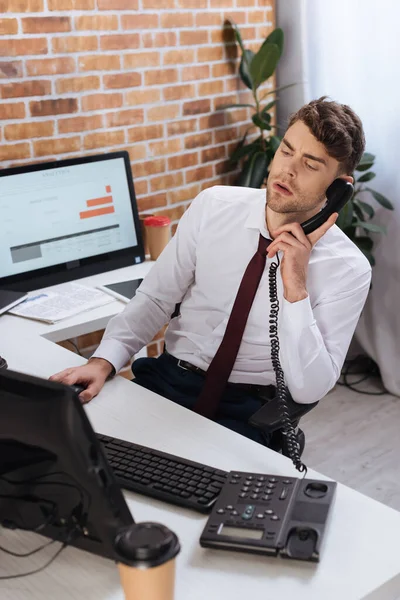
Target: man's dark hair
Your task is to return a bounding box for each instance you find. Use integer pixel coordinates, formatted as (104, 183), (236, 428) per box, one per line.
(287, 96), (366, 174)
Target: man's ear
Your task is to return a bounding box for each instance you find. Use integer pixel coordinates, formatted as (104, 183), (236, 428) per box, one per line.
(339, 174), (354, 185)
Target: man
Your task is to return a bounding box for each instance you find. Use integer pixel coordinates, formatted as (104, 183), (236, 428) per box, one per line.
(51, 97), (372, 445)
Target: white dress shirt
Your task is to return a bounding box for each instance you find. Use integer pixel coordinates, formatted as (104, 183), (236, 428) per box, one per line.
(93, 185), (372, 404)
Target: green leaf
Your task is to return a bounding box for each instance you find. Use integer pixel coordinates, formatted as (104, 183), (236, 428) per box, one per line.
(217, 103), (256, 110)
(258, 82), (299, 102)
(366, 188), (394, 210)
(237, 151), (268, 187)
(353, 203), (365, 222)
(268, 135), (281, 153)
(337, 199), (354, 230)
(354, 236), (373, 251)
(239, 49), (254, 89)
(357, 171), (376, 182)
(355, 220), (387, 234)
(261, 100), (276, 117)
(260, 28), (284, 59)
(229, 137), (260, 167)
(355, 200), (375, 218)
(249, 43), (280, 90)
(355, 162), (374, 172)
(249, 152), (269, 188)
(229, 20), (246, 55)
(252, 113), (271, 130)
(360, 152), (375, 163)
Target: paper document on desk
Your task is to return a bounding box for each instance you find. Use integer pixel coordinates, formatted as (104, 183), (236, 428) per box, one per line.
(9, 283), (114, 324)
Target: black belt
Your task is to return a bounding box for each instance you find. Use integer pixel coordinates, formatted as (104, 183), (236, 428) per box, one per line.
(164, 350), (276, 400)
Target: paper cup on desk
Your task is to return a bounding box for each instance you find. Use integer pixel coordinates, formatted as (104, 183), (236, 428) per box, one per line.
(143, 216), (171, 261)
(115, 522), (180, 600)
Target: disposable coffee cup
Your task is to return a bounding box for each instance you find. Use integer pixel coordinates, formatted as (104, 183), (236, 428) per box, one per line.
(115, 522), (180, 600)
(143, 216), (171, 261)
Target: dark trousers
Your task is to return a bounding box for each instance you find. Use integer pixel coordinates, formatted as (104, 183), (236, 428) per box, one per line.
(131, 353), (271, 447)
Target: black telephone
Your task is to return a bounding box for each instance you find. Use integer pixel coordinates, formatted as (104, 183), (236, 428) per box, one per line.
(249, 178), (354, 473)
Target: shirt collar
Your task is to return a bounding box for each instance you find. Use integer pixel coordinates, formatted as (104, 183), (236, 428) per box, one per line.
(244, 194), (272, 239)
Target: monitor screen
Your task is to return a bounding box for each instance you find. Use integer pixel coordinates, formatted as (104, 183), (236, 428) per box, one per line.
(0, 152), (144, 291)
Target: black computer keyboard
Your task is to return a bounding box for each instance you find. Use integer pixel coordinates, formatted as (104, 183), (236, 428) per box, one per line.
(97, 433), (228, 513)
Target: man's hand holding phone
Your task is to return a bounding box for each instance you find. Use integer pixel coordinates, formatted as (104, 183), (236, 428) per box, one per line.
(267, 212), (338, 303)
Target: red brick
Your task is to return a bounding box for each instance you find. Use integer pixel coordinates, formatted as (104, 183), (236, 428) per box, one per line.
(84, 130), (124, 150)
(147, 104), (179, 122)
(215, 159), (235, 175)
(27, 57), (74, 76)
(125, 89), (161, 105)
(161, 12), (193, 28)
(167, 183), (199, 204)
(0, 19), (18, 35)
(177, 0), (207, 6)
(137, 193), (167, 212)
(127, 124), (163, 142)
(98, 0), (138, 7)
(0, 80), (50, 99)
(118, 145), (147, 163)
(198, 80), (224, 97)
(185, 132), (212, 149)
(197, 47), (224, 63)
(145, 68), (178, 86)
(186, 164), (214, 184)
(58, 114), (103, 134)
(103, 72), (141, 89)
(106, 109), (144, 128)
(201, 145), (226, 163)
(195, 13), (222, 26)
(0, 143), (30, 161)
(132, 159), (165, 178)
(200, 113), (225, 129)
(22, 16), (70, 33)
(100, 34), (139, 51)
(181, 65), (210, 82)
(0, 0), (43, 11)
(158, 205), (186, 221)
(34, 136), (80, 157)
(168, 152), (198, 171)
(81, 93), (122, 111)
(142, 32), (176, 48)
(56, 76), (99, 94)
(0, 102), (25, 120)
(0, 61), (22, 78)
(212, 0), (237, 6)
(151, 172), (184, 192)
(163, 49), (195, 66)
(52, 36), (97, 53)
(124, 52), (160, 69)
(142, 0), (174, 7)
(133, 179), (148, 196)
(122, 14), (159, 29)
(49, 0), (94, 8)
(79, 55), (120, 72)
(163, 84), (195, 102)
(212, 63), (236, 78)
(0, 38), (47, 57)
(167, 118), (197, 136)
(76, 15), (118, 30)
(180, 30), (208, 45)
(149, 139), (181, 156)
(30, 98), (77, 117)
(214, 126), (238, 144)
(183, 99), (211, 115)
(4, 121), (54, 141)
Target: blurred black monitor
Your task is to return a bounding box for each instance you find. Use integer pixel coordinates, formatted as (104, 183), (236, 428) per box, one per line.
(0, 369), (134, 561)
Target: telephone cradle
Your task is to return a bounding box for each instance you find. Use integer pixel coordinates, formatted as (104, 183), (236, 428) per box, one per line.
(200, 471), (336, 562)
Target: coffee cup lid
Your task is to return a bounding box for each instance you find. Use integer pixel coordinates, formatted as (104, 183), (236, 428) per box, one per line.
(143, 216), (171, 227)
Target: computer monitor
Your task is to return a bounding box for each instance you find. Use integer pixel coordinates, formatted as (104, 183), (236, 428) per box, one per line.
(0, 151), (145, 292)
(0, 368), (134, 561)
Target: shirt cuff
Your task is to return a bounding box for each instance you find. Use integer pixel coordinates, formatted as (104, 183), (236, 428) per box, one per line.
(279, 295), (316, 337)
(91, 339), (132, 375)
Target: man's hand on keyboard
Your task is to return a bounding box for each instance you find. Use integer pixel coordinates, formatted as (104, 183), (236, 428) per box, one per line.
(49, 357), (113, 403)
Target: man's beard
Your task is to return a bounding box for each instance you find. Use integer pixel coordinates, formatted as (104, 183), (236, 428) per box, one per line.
(266, 176), (326, 216)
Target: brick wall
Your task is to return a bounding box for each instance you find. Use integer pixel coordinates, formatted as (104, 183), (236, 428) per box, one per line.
(1, 0), (276, 365)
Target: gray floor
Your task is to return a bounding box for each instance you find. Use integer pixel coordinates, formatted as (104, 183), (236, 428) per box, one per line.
(301, 378), (400, 511)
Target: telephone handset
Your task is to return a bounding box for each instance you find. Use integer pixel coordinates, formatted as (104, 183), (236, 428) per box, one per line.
(249, 178), (354, 473)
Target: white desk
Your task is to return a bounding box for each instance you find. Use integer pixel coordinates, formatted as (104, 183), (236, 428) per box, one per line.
(1, 264), (400, 600)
